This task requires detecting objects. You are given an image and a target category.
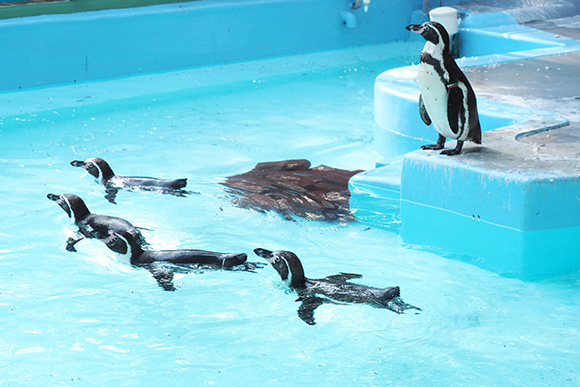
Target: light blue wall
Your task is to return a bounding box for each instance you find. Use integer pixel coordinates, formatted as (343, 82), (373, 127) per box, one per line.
(0, 0), (421, 91)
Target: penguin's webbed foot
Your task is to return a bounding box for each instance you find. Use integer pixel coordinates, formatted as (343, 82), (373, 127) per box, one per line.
(66, 237), (82, 252)
(104, 188), (118, 204)
(297, 297), (325, 326)
(421, 143), (444, 151)
(440, 148), (461, 156)
(149, 265), (177, 291)
(229, 261), (267, 272)
(386, 297), (422, 314)
(440, 140), (463, 156)
(421, 134), (446, 151)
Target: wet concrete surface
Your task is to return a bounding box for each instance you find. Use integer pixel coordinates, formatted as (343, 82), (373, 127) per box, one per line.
(407, 11), (580, 189)
(464, 14), (580, 142)
(465, 51), (580, 123)
(525, 14), (580, 40)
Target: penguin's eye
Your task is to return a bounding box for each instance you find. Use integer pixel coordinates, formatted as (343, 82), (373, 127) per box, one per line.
(87, 163), (100, 178)
(274, 257), (280, 264)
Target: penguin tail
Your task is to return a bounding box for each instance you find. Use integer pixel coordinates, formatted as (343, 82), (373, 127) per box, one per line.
(171, 178), (188, 189)
(472, 134), (482, 145)
(221, 253), (248, 268)
(470, 121), (482, 144)
(378, 286), (400, 301)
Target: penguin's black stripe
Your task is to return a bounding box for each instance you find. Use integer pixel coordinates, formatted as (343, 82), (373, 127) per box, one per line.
(447, 86), (463, 136)
(420, 53), (447, 84)
(459, 92), (467, 138)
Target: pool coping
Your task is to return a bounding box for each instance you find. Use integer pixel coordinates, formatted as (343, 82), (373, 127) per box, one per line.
(0, 0), (417, 92)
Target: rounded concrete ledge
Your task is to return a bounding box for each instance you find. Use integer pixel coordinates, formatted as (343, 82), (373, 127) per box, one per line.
(351, 10), (580, 279)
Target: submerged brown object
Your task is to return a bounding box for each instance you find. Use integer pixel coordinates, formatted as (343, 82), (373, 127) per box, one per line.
(221, 159), (362, 222)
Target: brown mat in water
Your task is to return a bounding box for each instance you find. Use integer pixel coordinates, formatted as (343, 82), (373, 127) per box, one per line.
(221, 159), (362, 222)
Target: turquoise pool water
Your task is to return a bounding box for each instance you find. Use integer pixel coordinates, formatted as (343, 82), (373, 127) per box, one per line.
(1, 42), (580, 385)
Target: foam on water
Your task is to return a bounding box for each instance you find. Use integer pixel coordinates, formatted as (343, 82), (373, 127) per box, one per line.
(1, 43), (579, 385)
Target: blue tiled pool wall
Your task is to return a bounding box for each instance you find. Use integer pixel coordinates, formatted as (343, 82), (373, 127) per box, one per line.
(0, 0), (424, 92)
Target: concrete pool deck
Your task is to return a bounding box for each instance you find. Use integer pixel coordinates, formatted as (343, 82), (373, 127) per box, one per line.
(350, 12), (580, 279)
(465, 51), (580, 124)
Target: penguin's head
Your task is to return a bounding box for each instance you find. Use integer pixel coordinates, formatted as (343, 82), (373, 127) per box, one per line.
(70, 157), (115, 181)
(47, 193), (90, 222)
(104, 230), (139, 264)
(406, 21), (450, 52)
(254, 248), (306, 289)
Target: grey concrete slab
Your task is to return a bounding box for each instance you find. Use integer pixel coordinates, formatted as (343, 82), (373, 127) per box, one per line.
(464, 51), (580, 123)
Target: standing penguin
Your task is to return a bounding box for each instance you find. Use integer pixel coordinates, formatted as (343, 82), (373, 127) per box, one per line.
(406, 21), (481, 155)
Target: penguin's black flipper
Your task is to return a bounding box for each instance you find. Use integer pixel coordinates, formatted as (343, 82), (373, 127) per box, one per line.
(104, 188), (119, 204)
(147, 265), (177, 291)
(419, 94), (432, 126)
(447, 85), (464, 136)
(86, 225), (111, 241)
(297, 296), (325, 325)
(324, 273), (363, 282)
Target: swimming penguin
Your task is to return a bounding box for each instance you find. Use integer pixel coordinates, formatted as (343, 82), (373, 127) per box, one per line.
(47, 193), (147, 252)
(105, 231), (260, 291)
(406, 21), (481, 156)
(254, 248), (419, 325)
(70, 157), (188, 203)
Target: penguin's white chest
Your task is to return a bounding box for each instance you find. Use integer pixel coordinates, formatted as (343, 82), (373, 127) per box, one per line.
(417, 62), (458, 140)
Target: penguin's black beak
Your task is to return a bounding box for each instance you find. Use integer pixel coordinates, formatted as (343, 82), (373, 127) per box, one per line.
(47, 193), (60, 202)
(253, 248), (273, 259)
(406, 24), (422, 33)
(47, 193), (72, 217)
(70, 160), (86, 168)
